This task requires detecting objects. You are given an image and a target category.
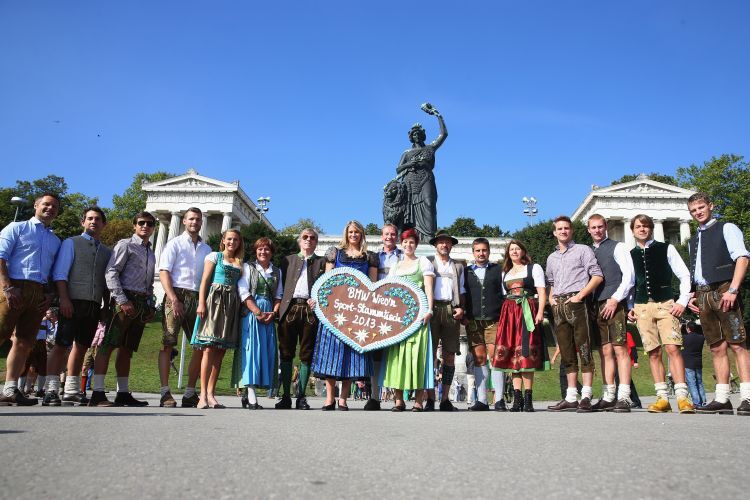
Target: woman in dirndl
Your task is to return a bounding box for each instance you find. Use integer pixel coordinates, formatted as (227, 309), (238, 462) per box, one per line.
(192, 229), (243, 409)
(232, 237), (282, 410)
(493, 239), (549, 412)
(381, 227), (435, 411)
(311, 220), (378, 411)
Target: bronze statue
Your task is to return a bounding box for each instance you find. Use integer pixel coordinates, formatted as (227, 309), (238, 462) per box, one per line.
(383, 103), (447, 243)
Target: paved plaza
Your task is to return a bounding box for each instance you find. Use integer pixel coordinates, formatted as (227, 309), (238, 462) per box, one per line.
(1, 393), (748, 499)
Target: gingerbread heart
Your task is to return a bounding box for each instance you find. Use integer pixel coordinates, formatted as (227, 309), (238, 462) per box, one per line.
(311, 268), (429, 353)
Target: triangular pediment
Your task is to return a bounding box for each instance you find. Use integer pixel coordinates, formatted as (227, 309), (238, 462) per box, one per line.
(142, 170), (239, 191)
(595, 178), (694, 196)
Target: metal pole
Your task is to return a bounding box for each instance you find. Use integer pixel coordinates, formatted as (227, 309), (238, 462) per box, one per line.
(177, 332), (188, 389)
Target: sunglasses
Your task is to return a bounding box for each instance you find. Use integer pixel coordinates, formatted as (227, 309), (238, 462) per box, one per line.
(136, 220), (156, 227)
(301, 234), (317, 241)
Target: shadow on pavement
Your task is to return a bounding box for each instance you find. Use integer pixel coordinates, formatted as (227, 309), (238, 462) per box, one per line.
(1, 411), (203, 417)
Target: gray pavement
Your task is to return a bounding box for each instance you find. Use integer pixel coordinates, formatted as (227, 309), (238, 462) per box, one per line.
(1, 393), (748, 500)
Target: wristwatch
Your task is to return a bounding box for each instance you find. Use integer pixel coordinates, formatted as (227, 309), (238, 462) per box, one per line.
(728, 287), (739, 295)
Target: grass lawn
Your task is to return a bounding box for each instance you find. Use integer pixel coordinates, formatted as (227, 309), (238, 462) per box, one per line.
(1, 320), (737, 400)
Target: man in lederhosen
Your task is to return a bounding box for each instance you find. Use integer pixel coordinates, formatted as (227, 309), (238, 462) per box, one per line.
(427, 230), (465, 412)
(44, 206), (111, 406)
(0, 194), (61, 406)
(686, 193), (750, 415)
(464, 237), (505, 412)
(276, 228), (326, 410)
(546, 216), (603, 413)
(587, 214), (635, 413)
(158, 207), (212, 408)
(89, 211), (156, 407)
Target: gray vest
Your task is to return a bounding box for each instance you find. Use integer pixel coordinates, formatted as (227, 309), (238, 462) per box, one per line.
(593, 238), (623, 302)
(68, 236), (112, 303)
(427, 256), (464, 307)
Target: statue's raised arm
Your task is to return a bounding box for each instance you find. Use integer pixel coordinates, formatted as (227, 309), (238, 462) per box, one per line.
(421, 102), (447, 149)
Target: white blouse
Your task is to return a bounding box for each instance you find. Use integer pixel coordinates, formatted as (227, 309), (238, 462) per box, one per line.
(501, 263), (545, 294)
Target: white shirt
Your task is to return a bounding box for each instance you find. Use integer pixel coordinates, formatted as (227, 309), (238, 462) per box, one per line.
(433, 256), (466, 301)
(593, 238), (636, 302)
(159, 232), (212, 292)
(238, 262), (283, 302)
(692, 219), (750, 285)
(292, 255), (315, 299)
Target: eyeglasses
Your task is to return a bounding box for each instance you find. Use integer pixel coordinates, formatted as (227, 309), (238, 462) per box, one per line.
(301, 234), (317, 241)
(136, 220), (156, 227)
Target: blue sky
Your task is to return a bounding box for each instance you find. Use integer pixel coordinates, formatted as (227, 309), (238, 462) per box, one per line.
(1, 1), (748, 233)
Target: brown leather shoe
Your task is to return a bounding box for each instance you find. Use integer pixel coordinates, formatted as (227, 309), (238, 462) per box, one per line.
(547, 399), (578, 412)
(0, 388), (38, 406)
(591, 398), (616, 412)
(576, 397), (593, 413)
(737, 399), (750, 416)
(696, 400), (733, 415)
(613, 398), (632, 413)
(87, 390), (114, 407)
(160, 391), (177, 408)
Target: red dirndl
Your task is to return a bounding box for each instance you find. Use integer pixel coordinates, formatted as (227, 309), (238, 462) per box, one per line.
(492, 294), (548, 372)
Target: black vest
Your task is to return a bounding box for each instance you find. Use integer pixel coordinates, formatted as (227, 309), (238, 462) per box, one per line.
(464, 263), (503, 320)
(631, 241), (673, 304)
(593, 238), (624, 302)
(688, 221), (735, 286)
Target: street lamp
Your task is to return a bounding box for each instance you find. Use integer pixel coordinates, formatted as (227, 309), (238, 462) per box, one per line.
(256, 196), (271, 223)
(10, 196), (27, 222)
(522, 196), (538, 223)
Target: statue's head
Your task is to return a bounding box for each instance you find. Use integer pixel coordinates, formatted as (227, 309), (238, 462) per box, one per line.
(408, 123), (426, 144)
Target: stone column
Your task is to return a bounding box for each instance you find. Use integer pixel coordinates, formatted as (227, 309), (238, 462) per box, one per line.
(154, 218), (168, 268)
(653, 219), (665, 242)
(680, 220), (691, 243)
(623, 219), (635, 249)
(221, 213), (232, 232)
(199, 214), (209, 240)
(168, 211), (181, 241)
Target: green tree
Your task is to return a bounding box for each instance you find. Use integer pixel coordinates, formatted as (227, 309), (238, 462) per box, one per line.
(441, 216), (508, 238)
(207, 222), (298, 268)
(53, 192), (101, 239)
(0, 175), (99, 239)
(100, 219), (135, 248)
(510, 218), (592, 269)
(280, 217), (324, 236)
(364, 222), (381, 235)
(610, 172), (678, 186)
(109, 171), (175, 221)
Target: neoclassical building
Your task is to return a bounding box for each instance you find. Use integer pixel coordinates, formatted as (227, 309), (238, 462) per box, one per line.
(143, 169), (275, 270)
(572, 174), (695, 248)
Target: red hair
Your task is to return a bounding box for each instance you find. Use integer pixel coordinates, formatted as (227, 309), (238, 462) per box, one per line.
(401, 228), (419, 244)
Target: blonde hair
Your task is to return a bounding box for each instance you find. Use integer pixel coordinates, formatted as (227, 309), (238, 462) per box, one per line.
(338, 220), (368, 255)
(220, 229), (245, 266)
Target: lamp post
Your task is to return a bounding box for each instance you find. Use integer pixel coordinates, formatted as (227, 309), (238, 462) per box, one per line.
(256, 196), (271, 223)
(10, 196), (27, 222)
(522, 196), (538, 223)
